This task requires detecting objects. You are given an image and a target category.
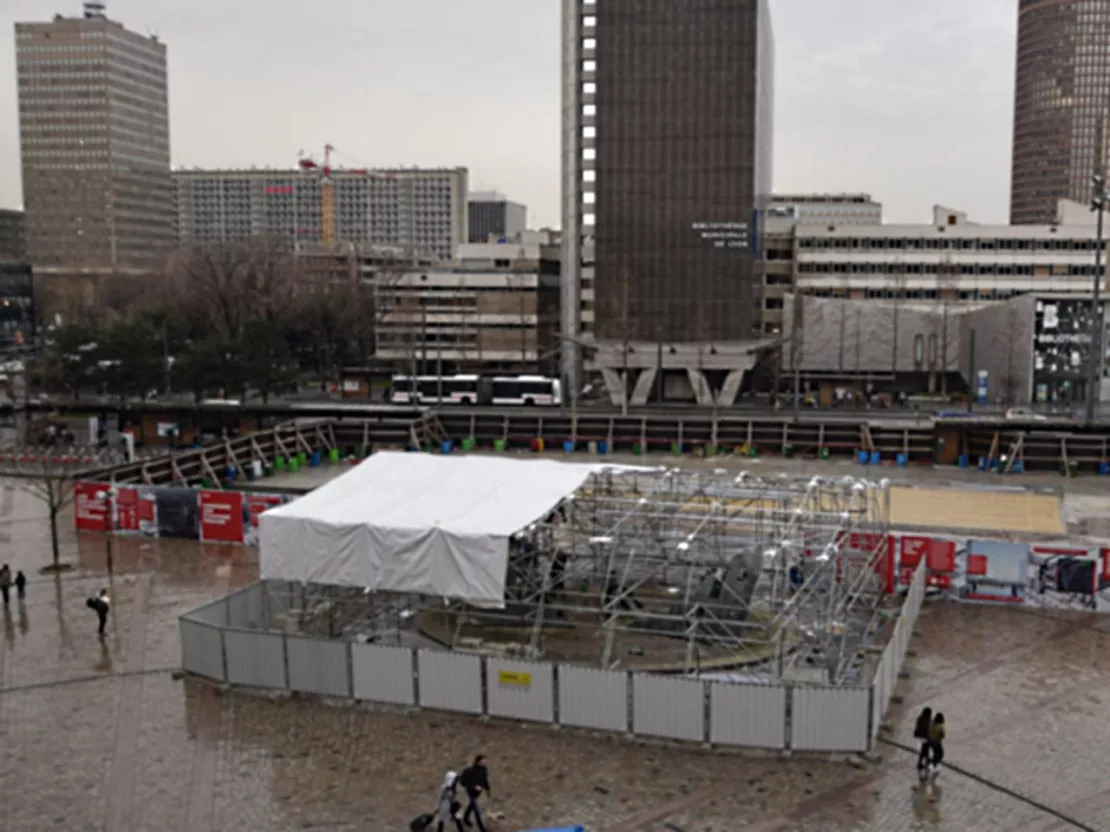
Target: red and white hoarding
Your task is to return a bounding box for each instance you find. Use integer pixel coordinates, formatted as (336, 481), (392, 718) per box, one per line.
(199, 490), (244, 544)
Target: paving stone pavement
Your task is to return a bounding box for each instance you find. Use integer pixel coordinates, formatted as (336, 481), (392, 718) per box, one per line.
(0, 485), (1107, 830)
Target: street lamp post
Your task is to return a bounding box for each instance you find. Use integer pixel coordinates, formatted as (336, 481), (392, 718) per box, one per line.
(95, 486), (117, 576)
(1087, 173), (1109, 424)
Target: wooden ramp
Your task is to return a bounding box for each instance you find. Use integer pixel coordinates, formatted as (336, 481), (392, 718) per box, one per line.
(889, 486), (1064, 536)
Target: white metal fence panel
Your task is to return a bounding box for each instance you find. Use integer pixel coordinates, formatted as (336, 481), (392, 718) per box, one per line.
(352, 644), (416, 706)
(632, 674), (705, 742)
(186, 598), (227, 627)
(557, 665), (628, 733)
(224, 630), (287, 689)
(227, 583), (264, 629)
(485, 658), (554, 724)
(417, 650), (483, 714)
(708, 682), (786, 749)
(286, 636), (350, 698)
(791, 686), (871, 752)
(180, 619), (224, 681)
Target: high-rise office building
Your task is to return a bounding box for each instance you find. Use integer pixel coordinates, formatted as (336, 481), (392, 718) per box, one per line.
(561, 0), (775, 404)
(467, 192), (527, 243)
(1010, 0), (1110, 225)
(15, 3), (174, 275)
(0, 210), (26, 262)
(174, 167), (468, 261)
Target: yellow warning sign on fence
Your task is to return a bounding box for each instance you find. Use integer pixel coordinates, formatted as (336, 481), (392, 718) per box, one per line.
(497, 670), (532, 688)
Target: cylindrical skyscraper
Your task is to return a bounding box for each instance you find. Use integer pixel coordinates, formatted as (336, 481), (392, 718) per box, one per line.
(1011, 0), (1110, 225)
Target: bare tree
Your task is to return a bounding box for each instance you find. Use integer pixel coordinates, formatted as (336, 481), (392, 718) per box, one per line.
(17, 459), (79, 572)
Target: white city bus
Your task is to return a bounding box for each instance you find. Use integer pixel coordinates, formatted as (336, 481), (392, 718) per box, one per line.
(390, 374), (561, 406)
(390, 374), (481, 405)
(489, 375), (562, 406)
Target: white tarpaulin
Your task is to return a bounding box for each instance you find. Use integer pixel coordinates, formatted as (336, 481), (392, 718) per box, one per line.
(259, 451), (627, 605)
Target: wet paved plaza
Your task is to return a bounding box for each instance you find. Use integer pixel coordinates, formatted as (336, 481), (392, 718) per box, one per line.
(0, 484), (1109, 830)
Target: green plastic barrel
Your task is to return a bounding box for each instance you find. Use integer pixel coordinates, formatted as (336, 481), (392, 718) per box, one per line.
(201, 476), (212, 488)
(276, 456), (287, 472)
(329, 447), (340, 464)
(819, 447), (830, 460)
(462, 437), (477, 452)
(289, 457), (300, 472)
(671, 442), (682, 456)
(493, 439), (505, 452)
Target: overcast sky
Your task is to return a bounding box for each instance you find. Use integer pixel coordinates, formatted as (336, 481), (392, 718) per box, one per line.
(1, 0), (1018, 226)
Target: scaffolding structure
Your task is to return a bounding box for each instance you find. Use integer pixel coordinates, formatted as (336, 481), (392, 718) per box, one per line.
(438, 468), (891, 681)
(254, 468), (895, 683)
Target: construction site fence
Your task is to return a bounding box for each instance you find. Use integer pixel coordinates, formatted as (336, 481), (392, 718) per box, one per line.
(180, 582), (879, 754)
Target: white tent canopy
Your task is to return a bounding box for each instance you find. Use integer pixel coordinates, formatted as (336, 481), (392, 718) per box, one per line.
(259, 452), (628, 605)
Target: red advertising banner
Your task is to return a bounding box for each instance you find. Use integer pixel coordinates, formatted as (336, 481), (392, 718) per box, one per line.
(74, 481), (107, 532)
(114, 487), (140, 533)
(246, 494), (284, 529)
(926, 539), (957, 574)
(199, 490), (245, 544)
(1102, 549), (1110, 584)
(899, 536), (929, 569)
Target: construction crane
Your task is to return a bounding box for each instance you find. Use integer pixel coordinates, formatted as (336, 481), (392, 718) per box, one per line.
(297, 144), (336, 246)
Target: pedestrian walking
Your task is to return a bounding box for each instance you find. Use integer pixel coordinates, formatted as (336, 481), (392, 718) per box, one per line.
(913, 707), (933, 774)
(435, 770), (463, 832)
(14, 571), (26, 600)
(928, 713), (946, 775)
(458, 754), (491, 832)
(0, 564), (11, 605)
(86, 588), (110, 636)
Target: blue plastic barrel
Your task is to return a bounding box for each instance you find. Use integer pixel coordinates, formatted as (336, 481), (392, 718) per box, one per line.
(1100, 462), (1109, 476)
(309, 451), (321, 467)
(978, 456), (987, 471)
(869, 451), (880, 465)
(563, 440), (575, 453)
(857, 450), (868, 464)
(597, 440), (608, 455)
(958, 454), (969, 468)
(440, 440), (453, 455)
(225, 466), (237, 481)
(896, 453), (907, 466)
(1012, 461), (1024, 473)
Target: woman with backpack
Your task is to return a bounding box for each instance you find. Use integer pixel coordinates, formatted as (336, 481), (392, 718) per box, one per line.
(913, 707), (933, 773)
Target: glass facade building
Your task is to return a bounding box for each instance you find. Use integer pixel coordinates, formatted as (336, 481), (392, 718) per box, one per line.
(561, 0), (774, 359)
(1011, 0), (1110, 225)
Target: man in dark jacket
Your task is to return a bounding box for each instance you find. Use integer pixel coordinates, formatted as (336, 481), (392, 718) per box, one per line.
(458, 755), (490, 831)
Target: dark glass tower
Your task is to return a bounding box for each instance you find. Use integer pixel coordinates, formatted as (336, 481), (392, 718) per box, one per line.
(1011, 0), (1110, 224)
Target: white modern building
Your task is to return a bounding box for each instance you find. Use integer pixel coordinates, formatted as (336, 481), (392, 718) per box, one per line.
(769, 194), (882, 226)
(174, 167), (468, 261)
(793, 202), (1108, 301)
